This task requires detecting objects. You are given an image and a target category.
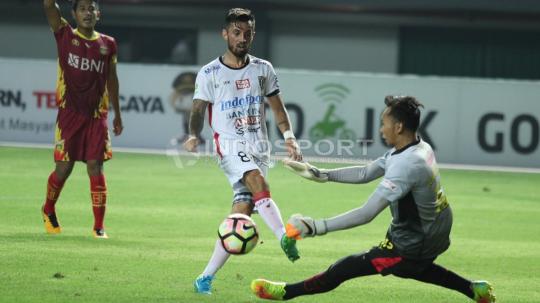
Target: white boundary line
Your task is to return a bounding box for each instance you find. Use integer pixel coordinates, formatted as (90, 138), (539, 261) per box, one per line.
(2, 141), (539, 174)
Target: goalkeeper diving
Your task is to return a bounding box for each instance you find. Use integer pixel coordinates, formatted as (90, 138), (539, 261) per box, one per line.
(251, 95), (496, 302)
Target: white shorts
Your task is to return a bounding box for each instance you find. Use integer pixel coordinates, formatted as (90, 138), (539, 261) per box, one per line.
(216, 139), (269, 204)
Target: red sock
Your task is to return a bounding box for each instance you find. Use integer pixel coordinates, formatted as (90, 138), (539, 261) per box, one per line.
(43, 172), (65, 214)
(90, 174), (107, 230)
(253, 190), (271, 204)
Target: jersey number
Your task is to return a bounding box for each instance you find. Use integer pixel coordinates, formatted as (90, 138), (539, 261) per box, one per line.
(238, 152), (251, 163)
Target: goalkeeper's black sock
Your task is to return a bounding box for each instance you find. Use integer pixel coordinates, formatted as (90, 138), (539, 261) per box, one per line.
(284, 271), (338, 300)
(284, 252), (379, 299)
(411, 263), (474, 299)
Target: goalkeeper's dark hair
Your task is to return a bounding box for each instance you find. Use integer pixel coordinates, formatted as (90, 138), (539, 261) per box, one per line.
(225, 8), (255, 29)
(384, 95), (424, 132)
(72, 0), (99, 11)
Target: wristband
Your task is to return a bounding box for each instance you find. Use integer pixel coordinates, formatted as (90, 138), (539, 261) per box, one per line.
(314, 219), (328, 236)
(283, 130), (296, 140)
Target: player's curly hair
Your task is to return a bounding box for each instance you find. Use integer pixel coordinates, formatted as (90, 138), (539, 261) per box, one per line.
(384, 95), (424, 132)
(225, 8), (255, 29)
(72, 0), (99, 11)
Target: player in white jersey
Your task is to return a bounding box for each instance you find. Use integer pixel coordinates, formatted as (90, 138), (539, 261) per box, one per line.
(184, 8), (303, 295)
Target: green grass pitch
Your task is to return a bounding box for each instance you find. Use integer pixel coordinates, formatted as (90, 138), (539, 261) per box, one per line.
(0, 146), (539, 303)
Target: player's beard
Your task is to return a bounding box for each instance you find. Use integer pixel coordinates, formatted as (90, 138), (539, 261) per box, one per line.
(228, 41), (250, 58)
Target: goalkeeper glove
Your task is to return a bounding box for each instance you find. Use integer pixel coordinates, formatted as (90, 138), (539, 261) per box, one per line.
(286, 214), (327, 239)
(283, 160), (328, 183)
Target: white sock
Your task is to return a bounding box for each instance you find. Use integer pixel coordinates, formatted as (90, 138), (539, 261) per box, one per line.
(255, 197), (286, 240)
(202, 239), (230, 277)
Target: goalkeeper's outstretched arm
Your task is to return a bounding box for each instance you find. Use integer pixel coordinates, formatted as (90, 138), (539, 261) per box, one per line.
(287, 192), (389, 239)
(284, 160), (385, 184)
(324, 192), (388, 232)
(326, 163), (385, 184)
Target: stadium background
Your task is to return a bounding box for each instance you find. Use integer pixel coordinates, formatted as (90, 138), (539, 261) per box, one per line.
(1, 0), (539, 168)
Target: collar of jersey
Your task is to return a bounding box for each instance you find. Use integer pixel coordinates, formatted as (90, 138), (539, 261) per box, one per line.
(73, 28), (100, 41)
(391, 137), (421, 155)
(219, 55), (250, 70)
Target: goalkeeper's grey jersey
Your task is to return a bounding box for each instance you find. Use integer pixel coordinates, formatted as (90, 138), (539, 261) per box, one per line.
(373, 138), (452, 259)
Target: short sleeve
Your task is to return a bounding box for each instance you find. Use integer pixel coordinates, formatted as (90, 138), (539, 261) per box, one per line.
(373, 161), (414, 203)
(53, 18), (71, 41)
(193, 69), (214, 103)
(110, 37), (118, 61)
(108, 36), (118, 64)
(265, 62), (280, 97)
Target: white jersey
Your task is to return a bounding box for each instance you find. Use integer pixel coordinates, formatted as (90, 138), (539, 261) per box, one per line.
(193, 55), (280, 158)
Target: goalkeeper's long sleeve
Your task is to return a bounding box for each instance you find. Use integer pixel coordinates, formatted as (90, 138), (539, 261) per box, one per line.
(326, 161), (385, 184)
(321, 192), (389, 233)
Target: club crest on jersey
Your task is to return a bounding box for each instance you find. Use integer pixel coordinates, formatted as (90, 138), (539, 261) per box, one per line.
(236, 79), (251, 90)
(258, 76), (266, 91)
(99, 45), (109, 55)
(71, 39), (80, 47)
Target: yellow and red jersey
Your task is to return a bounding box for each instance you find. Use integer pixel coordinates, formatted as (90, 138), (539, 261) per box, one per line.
(54, 18), (117, 119)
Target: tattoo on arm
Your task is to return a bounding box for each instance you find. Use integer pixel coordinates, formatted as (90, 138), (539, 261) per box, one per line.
(268, 95), (292, 133)
(189, 100), (207, 136)
(276, 120), (290, 131)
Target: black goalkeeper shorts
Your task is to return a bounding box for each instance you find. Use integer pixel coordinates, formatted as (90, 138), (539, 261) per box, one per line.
(365, 238), (435, 277)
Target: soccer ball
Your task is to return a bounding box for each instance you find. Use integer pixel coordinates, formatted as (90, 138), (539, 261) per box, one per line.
(218, 213), (259, 255)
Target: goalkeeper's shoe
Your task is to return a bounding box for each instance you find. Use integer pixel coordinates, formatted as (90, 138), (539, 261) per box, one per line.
(251, 279), (286, 301)
(280, 234), (300, 262)
(194, 274), (214, 295)
(93, 228), (109, 239)
(42, 207), (61, 234)
(471, 280), (496, 303)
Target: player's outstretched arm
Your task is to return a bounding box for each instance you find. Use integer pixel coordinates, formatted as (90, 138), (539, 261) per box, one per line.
(325, 162), (385, 184)
(183, 99), (207, 152)
(286, 192), (389, 239)
(283, 160), (328, 183)
(43, 0), (62, 32)
(284, 160), (385, 184)
(267, 95), (302, 161)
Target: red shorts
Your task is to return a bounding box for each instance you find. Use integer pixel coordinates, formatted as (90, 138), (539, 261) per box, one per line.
(53, 109), (112, 162)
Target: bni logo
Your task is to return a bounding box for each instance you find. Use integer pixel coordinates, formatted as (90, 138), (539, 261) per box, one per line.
(66, 52), (105, 73)
(68, 53), (80, 69)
